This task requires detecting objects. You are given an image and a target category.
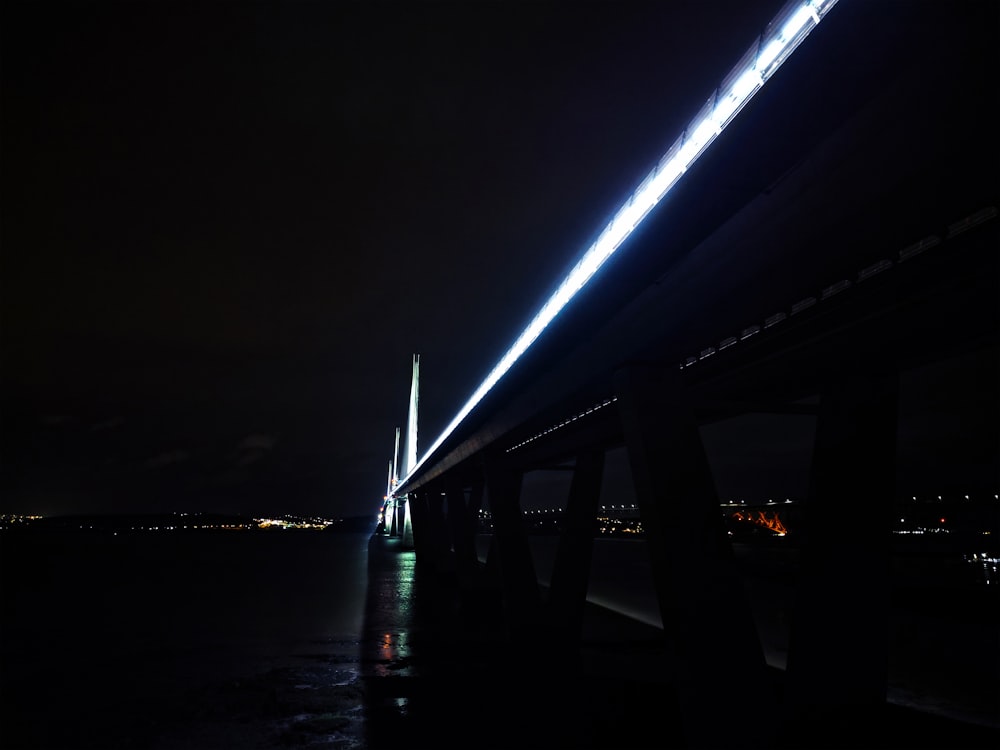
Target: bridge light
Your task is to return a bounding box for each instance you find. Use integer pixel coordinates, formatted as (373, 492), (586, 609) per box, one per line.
(764, 312), (787, 329)
(898, 235), (941, 262)
(791, 297), (816, 315)
(821, 280), (851, 299)
(945, 206), (998, 239)
(396, 0), (841, 491)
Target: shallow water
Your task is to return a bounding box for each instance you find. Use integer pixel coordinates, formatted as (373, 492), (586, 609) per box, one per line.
(1, 530), (372, 750)
(3, 528), (995, 748)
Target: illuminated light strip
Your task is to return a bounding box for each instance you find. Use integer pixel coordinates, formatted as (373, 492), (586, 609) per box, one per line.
(395, 0), (840, 495)
(506, 397), (618, 453)
(674, 203), (1000, 371)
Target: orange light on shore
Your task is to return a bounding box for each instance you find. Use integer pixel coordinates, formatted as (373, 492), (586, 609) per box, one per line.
(731, 510), (788, 536)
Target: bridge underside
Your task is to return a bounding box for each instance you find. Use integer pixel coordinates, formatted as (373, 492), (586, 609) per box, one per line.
(381, 2), (998, 746)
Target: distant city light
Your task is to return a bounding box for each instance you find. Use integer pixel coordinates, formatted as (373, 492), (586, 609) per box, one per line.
(394, 0), (841, 495)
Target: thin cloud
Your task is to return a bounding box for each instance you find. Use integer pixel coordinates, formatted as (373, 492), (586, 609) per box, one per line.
(232, 434), (277, 467)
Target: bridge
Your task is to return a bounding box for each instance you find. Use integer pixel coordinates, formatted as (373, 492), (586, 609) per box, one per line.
(370, 1), (998, 747)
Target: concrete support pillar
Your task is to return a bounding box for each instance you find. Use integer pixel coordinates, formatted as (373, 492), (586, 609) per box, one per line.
(615, 364), (776, 749)
(784, 366), (897, 734)
(480, 470), (504, 583)
(424, 490), (453, 573)
(467, 476), (485, 523)
(388, 499), (398, 537)
(446, 483), (478, 579)
(465, 475), (497, 575)
(483, 451), (540, 641)
(546, 449), (604, 642)
(401, 495), (415, 549)
(405, 494), (424, 555)
(456, 472), (505, 627)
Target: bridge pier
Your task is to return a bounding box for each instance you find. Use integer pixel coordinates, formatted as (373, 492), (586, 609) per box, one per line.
(545, 448), (604, 644)
(387, 498), (398, 537)
(445, 482), (478, 580)
(387, 496), (416, 548)
(415, 491), (451, 569)
(482, 452), (542, 642)
(615, 364), (777, 748)
(784, 363), (898, 736)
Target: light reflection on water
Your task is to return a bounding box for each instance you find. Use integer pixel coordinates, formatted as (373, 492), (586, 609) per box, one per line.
(963, 551), (999, 586)
(364, 539), (416, 678)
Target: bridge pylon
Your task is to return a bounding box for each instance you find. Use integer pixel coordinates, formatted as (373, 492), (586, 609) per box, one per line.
(381, 354), (419, 547)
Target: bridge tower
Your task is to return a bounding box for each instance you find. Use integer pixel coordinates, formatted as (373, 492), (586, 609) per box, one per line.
(387, 427), (401, 535)
(395, 354), (419, 547)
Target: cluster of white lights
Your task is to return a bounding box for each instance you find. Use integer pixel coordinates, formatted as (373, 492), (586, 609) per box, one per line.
(909, 493), (1000, 502)
(393, 0), (840, 497)
(720, 499), (796, 507)
(893, 527), (952, 536)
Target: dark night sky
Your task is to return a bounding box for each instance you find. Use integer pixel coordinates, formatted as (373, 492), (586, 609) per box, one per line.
(2, 1), (997, 520)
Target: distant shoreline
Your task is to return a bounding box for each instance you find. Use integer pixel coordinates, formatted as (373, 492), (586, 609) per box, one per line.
(0, 511), (376, 534)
